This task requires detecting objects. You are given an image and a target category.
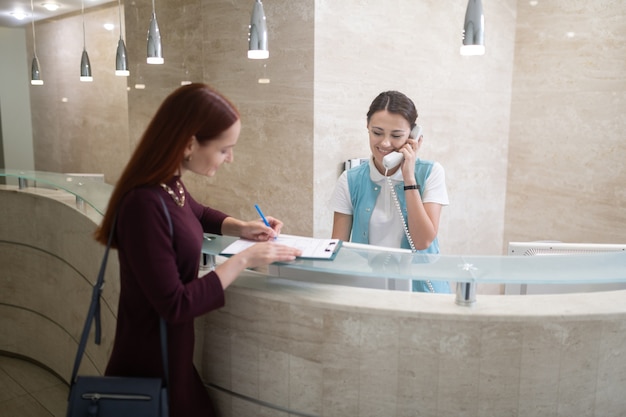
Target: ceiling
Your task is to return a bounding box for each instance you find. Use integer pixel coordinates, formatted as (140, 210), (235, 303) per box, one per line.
(0, 0), (113, 28)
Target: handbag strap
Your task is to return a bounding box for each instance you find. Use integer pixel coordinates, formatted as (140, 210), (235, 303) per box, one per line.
(156, 194), (171, 386)
(69, 193), (173, 388)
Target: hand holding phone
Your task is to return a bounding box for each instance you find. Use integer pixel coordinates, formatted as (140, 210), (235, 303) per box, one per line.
(382, 125), (422, 170)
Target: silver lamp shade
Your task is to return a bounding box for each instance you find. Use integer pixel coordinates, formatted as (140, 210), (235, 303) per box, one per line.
(80, 48), (93, 82)
(116, 38), (129, 76)
(460, 0), (485, 56)
(31, 55), (43, 85)
(248, 0), (268, 59)
(147, 11), (164, 64)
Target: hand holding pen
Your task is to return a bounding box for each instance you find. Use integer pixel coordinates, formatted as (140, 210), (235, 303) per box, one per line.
(238, 215), (280, 241)
(254, 204), (280, 240)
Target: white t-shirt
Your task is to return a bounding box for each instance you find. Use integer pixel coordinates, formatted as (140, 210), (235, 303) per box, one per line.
(330, 157), (449, 248)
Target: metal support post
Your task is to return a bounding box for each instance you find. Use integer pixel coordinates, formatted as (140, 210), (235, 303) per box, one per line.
(455, 281), (476, 306)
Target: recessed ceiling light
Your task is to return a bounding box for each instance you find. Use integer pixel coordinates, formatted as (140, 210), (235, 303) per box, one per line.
(10, 11), (29, 20)
(529, 0), (538, 6)
(41, 3), (60, 11)
(103, 23), (115, 30)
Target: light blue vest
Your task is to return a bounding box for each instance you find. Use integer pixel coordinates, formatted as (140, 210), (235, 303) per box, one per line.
(346, 161), (450, 293)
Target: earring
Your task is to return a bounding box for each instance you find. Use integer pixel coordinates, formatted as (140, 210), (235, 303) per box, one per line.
(185, 154), (192, 162)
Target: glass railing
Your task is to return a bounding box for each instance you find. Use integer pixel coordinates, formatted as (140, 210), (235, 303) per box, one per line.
(0, 169), (113, 215)
(202, 234), (626, 304)
(202, 234), (626, 283)
(3, 169), (625, 304)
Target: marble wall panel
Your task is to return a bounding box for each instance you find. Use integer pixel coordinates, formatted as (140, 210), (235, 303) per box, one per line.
(121, 0), (316, 236)
(437, 319), (481, 415)
(197, 275), (626, 417)
(477, 322), (523, 417)
(21, 0), (626, 258)
(198, 309), (231, 389)
(357, 314), (399, 416)
(0, 307), (90, 380)
(595, 318), (626, 414)
(312, 0), (516, 255)
(288, 303), (324, 414)
(27, 5), (130, 183)
(0, 189), (119, 311)
(396, 317), (441, 416)
(229, 305), (261, 400)
(0, 189), (118, 382)
(504, 0), (626, 247)
(288, 355), (322, 415)
(321, 309), (360, 417)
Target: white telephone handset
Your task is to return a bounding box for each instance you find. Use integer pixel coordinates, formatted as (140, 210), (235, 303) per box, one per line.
(382, 125), (422, 170)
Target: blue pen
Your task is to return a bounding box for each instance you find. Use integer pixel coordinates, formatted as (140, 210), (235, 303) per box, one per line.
(254, 204), (277, 239)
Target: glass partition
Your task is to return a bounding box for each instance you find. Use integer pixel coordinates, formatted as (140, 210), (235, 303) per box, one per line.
(0, 169), (112, 215)
(201, 234), (626, 285)
(3, 170), (625, 304)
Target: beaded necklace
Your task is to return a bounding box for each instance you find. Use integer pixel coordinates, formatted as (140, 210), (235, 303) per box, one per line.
(159, 180), (186, 207)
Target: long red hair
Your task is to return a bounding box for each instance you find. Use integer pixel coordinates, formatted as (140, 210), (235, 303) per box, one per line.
(94, 83), (240, 247)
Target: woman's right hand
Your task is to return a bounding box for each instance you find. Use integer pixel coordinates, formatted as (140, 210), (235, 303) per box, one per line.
(214, 241), (301, 289)
(238, 241), (301, 269)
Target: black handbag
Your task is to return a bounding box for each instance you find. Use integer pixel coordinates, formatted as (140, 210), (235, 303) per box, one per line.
(66, 195), (172, 417)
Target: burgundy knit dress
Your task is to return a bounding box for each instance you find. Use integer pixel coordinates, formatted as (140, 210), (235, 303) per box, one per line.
(105, 177), (227, 417)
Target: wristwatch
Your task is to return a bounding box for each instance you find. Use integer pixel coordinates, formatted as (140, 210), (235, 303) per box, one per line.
(403, 184), (420, 191)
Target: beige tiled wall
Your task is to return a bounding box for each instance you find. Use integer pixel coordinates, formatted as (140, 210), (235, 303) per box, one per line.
(25, 0), (626, 256)
(504, 0), (626, 247)
(28, 5), (130, 183)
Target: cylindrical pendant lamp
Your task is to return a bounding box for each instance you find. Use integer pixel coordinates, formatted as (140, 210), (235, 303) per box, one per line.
(248, 0), (268, 59)
(146, 0), (163, 64)
(115, 0), (129, 75)
(460, 0), (485, 56)
(31, 56), (43, 85)
(30, 0), (43, 85)
(79, 0), (93, 81)
(80, 49), (93, 81)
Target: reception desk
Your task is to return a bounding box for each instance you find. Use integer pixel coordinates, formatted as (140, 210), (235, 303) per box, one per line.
(1, 170), (625, 417)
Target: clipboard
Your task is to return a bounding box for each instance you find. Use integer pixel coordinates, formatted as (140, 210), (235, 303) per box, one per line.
(220, 234), (342, 260)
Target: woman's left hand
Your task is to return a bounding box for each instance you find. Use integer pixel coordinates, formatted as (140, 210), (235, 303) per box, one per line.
(240, 216), (283, 241)
(400, 136), (422, 176)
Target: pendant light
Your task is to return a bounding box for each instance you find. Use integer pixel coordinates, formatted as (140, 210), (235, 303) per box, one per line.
(115, 0), (129, 76)
(247, 0), (268, 59)
(79, 0), (93, 81)
(460, 0), (485, 56)
(30, 0), (43, 85)
(146, 0), (163, 64)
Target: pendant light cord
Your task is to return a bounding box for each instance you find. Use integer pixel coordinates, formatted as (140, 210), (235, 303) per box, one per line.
(385, 170), (436, 293)
(118, 0), (124, 41)
(30, 0), (37, 57)
(81, 0), (86, 50)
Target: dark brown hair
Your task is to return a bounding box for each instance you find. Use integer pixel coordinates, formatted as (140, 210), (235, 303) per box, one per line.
(366, 91), (418, 128)
(94, 83), (240, 246)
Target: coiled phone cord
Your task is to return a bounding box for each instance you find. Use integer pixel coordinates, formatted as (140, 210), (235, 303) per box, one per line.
(385, 173), (435, 293)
